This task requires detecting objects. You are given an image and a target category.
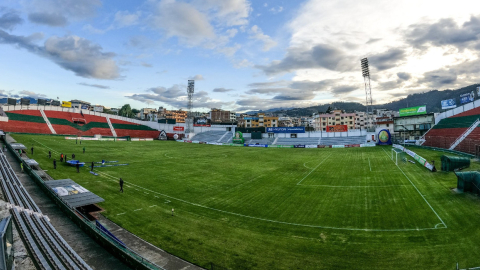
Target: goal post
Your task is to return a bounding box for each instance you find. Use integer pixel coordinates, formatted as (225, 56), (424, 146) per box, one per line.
(391, 148), (406, 165)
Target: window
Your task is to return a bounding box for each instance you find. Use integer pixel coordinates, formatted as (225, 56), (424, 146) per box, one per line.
(386, 124), (389, 127)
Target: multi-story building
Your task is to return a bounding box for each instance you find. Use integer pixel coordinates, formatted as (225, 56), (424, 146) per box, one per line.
(278, 117), (293, 127)
(158, 107), (188, 123)
(209, 108), (236, 124)
(237, 113), (278, 128)
(70, 99), (91, 109)
(314, 110), (356, 131)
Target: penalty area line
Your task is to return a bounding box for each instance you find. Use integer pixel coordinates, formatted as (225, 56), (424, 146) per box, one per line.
(382, 147), (447, 228)
(98, 169), (443, 232)
(297, 154), (332, 185)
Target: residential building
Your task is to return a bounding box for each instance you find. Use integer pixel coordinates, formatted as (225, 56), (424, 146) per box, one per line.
(70, 99), (90, 109)
(158, 107), (188, 123)
(237, 113), (278, 128)
(209, 108), (236, 124)
(314, 110), (356, 131)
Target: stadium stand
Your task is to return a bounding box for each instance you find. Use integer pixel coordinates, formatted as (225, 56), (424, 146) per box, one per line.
(275, 137), (319, 145)
(0, 109), (160, 138)
(422, 113), (480, 152)
(319, 136), (366, 145)
(109, 118), (160, 139)
(245, 138), (274, 145)
(0, 149), (92, 270)
(218, 132), (233, 143)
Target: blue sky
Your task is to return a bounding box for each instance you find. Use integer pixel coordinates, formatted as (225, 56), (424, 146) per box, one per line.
(1, 0), (480, 112)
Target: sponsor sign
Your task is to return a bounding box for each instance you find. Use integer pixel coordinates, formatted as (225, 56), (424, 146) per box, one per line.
(317, 145), (327, 148)
(399, 105), (427, 117)
(460, 91), (475, 104)
(243, 117), (259, 120)
(377, 129), (392, 145)
(268, 145), (294, 148)
(266, 127), (305, 133)
(192, 141), (200, 144)
(441, 99), (456, 110)
(305, 145), (317, 148)
(294, 145), (306, 148)
(393, 144), (435, 171)
(326, 125), (348, 132)
(173, 126), (184, 131)
(244, 144), (268, 147)
(61, 101), (72, 108)
(194, 124), (211, 127)
(332, 145), (345, 148)
(94, 106), (103, 112)
(360, 143), (376, 147)
(7, 98), (16, 105)
(81, 104), (89, 110)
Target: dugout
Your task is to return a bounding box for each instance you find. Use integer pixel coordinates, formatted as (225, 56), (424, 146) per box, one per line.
(441, 155), (470, 171)
(455, 171), (480, 195)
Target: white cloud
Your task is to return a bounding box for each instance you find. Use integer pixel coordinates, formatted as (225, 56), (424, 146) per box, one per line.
(114, 10), (141, 27)
(149, 0), (215, 46)
(249, 25), (277, 51)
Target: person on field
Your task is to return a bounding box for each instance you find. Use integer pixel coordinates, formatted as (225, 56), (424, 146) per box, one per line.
(83, 147), (85, 154)
(53, 159), (56, 169)
(76, 161), (80, 173)
(72, 153), (75, 159)
(31, 146), (34, 155)
(119, 178), (124, 193)
(65, 155), (67, 163)
(48, 151), (51, 159)
(102, 159), (105, 166)
(91, 161), (94, 171)
(60, 153), (64, 162)
(171, 208), (174, 216)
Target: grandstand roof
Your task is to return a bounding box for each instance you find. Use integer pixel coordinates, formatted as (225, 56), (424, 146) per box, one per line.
(44, 179), (104, 208)
(24, 159), (39, 166)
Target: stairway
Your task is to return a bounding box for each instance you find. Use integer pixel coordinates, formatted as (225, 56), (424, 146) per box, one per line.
(217, 131), (230, 143)
(272, 137), (279, 145)
(106, 116), (117, 137)
(40, 109), (56, 134)
(449, 118), (480, 150)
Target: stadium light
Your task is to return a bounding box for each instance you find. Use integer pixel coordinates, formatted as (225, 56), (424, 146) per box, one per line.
(360, 58), (373, 128)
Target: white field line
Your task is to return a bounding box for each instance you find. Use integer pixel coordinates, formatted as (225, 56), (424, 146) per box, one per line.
(382, 148), (447, 228)
(149, 205), (157, 208)
(94, 168), (444, 232)
(368, 158), (372, 172)
(117, 212), (126, 215)
(302, 185), (409, 188)
(33, 139), (60, 155)
(296, 154), (332, 185)
(134, 208), (142, 212)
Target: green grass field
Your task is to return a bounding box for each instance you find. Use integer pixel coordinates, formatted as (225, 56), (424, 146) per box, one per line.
(10, 134), (480, 270)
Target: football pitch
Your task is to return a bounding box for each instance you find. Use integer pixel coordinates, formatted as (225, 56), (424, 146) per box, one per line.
(11, 134), (480, 270)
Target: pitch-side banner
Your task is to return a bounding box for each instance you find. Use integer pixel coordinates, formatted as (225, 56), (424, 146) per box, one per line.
(399, 105), (426, 117)
(460, 91), (474, 104)
(326, 125), (348, 132)
(441, 99), (456, 110)
(393, 144), (435, 171)
(61, 101), (71, 108)
(266, 127), (305, 133)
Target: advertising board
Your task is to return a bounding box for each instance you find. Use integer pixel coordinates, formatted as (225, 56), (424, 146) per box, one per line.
(244, 144), (268, 147)
(460, 91), (475, 104)
(173, 126), (184, 131)
(326, 125), (348, 132)
(94, 106), (103, 112)
(266, 127), (305, 133)
(61, 101), (71, 108)
(399, 105), (427, 117)
(293, 145), (306, 148)
(441, 99), (456, 110)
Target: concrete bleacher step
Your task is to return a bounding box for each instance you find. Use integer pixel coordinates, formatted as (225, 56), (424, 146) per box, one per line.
(105, 116), (117, 137)
(40, 109), (56, 134)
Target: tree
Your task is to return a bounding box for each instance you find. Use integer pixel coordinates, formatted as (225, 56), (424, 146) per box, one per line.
(326, 106), (333, 114)
(119, 104), (136, 118)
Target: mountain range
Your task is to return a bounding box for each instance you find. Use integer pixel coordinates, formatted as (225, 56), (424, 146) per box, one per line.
(269, 83), (480, 117)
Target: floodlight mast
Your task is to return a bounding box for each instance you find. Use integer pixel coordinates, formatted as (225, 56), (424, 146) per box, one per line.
(361, 58), (373, 128)
(186, 80), (195, 134)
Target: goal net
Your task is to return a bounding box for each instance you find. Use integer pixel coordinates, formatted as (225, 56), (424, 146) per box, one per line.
(391, 148), (406, 165)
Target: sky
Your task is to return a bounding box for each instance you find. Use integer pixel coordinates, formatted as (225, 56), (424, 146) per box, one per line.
(0, 0), (479, 112)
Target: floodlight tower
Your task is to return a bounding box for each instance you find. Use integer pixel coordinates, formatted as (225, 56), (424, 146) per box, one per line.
(361, 58), (373, 129)
(185, 80), (195, 134)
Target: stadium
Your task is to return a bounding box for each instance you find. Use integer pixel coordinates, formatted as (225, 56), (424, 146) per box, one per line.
(0, 99), (479, 270)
